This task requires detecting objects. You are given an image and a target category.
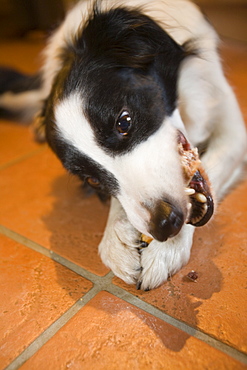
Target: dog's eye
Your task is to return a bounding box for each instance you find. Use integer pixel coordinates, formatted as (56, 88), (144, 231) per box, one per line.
(116, 111), (132, 136)
(86, 177), (100, 188)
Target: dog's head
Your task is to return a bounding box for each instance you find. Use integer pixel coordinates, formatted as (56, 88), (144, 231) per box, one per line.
(42, 6), (214, 241)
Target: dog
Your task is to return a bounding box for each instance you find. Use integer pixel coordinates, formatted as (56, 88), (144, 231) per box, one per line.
(0, 0), (246, 290)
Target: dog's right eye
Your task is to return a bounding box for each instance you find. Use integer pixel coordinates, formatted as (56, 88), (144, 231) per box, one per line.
(116, 111), (132, 136)
(86, 177), (100, 188)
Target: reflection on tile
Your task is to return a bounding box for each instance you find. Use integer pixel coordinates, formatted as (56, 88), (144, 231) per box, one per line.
(20, 292), (245, 370)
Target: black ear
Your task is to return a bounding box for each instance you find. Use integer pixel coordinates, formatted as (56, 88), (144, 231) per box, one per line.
(154, 38), (187, 115)
(155, 37), (198, 115)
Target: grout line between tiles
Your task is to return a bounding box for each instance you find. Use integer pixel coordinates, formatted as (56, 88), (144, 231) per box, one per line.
(105, 285), (247, 365)
(0, 224), (51, 258)
(0, 146), (46, 171)
(1, 225), (247, 367)
(0, 224), (111, 285)
(5, 286), (101, 370)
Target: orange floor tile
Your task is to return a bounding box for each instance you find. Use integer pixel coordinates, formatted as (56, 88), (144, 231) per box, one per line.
(0, 234), (92, 369)
(0, 36), (247, 369)
(19, 292), (244, 370)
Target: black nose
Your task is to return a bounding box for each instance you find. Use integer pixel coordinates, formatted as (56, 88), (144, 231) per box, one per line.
(149, 201), (184, 242)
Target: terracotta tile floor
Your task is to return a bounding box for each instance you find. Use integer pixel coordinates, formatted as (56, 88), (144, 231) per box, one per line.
(0, 38), (247, 369)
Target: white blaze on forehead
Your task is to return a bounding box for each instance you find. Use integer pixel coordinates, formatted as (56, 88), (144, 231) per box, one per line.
(55, 93), (116, 172)
(55, 93), (186, 234)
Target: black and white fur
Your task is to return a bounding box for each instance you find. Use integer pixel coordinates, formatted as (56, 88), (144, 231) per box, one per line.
(1, 0), (246, 290)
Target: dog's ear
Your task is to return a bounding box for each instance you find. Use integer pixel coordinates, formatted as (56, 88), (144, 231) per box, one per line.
(31, 100), (48, 143)
(154, 38), (192, 115)
(31, 47), (76, 144)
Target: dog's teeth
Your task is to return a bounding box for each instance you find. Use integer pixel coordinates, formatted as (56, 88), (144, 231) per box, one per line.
(195, 193), (207, 203)
(185, 188), (195, 195)
(185, 203), (192, 223)
(189, 202), (208, 225)
(191, 216), (201, 224)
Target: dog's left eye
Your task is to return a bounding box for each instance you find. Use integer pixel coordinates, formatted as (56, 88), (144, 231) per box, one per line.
(116, 111), (132, 136)
(86, 177), (100, 188)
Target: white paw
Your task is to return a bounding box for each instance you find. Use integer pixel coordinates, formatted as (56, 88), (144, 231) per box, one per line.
(99, 205), (142, 285)
(137, 224), (194, 290)
(99, 198), (195, 290)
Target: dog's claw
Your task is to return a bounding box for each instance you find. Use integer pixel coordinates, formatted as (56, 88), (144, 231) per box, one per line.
(136, 266), (143, 272)
(138, 241), (149, 254)
(136, 281), (142, 290)
(140, 241), (149, 248)
(136, 280), (151, 291)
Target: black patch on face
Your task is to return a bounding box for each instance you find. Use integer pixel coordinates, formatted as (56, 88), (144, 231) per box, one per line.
(47, 131), (119, 199)
(59, 7), (186, 155)
(43, 5), (190, 195)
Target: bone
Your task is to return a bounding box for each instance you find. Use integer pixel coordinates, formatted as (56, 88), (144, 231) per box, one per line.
(141, 234), (153, 245)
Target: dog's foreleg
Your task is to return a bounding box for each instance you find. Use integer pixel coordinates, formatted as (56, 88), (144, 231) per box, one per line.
(98, 197), (143, 285)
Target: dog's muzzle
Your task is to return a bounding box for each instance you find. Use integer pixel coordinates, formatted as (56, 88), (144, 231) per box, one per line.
(145, 132), (214, 243)
(148, 201), (184, 242)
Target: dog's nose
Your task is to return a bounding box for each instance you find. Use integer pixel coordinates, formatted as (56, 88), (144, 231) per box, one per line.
(149, 201), (184, 242)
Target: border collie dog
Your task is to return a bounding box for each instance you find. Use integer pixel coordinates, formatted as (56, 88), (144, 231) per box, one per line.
(0, 0), (246, 290)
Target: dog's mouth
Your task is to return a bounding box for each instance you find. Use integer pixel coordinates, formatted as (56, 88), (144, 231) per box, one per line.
(177, 131), (214, 227)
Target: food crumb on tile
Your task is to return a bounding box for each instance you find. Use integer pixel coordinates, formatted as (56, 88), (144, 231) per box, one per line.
(186, 270), (198, 282)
